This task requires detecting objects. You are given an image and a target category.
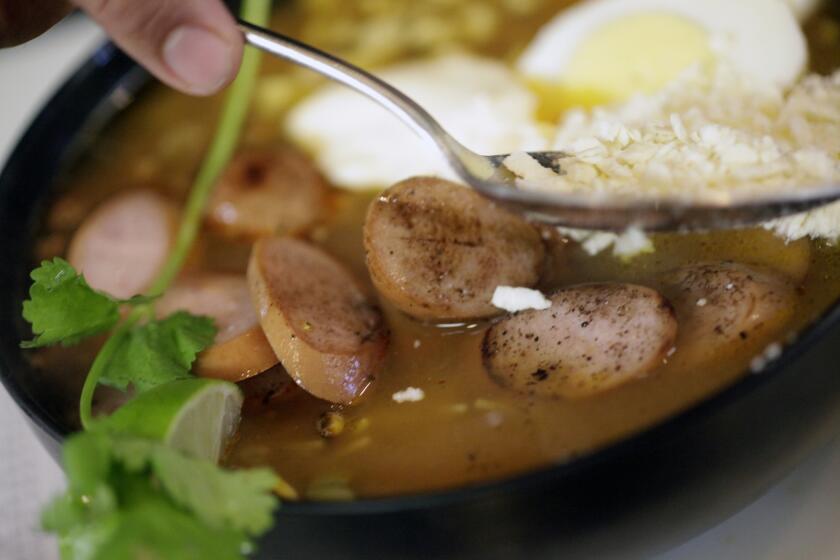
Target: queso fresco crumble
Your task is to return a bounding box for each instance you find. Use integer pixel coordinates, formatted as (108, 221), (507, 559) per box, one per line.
(504, 63), (840, 252)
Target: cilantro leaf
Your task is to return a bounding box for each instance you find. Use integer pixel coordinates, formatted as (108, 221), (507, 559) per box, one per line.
(21, 258), (120, 348)
(43, 430), (279, 560)
(152, 447), (279, 535)
(41, 432), (120, 540)
(52, 476), (249, 560)
(100, 312), (217, 392)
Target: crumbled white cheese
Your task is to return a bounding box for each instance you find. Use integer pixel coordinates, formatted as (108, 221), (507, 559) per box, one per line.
(555, 229), (617, 256)
(749, 342), (785, 373)
(766, 342), (784, 361)
(511, 65), (840, 243)
(491, 286), (552, 313)
(696, 298), (708, 307)
(392, 387), (425, 403)
(611, 226), (654, 259)
(556, 226), (653, 259)
(764, 200), (840, 242)
(502, 151), (561, 184)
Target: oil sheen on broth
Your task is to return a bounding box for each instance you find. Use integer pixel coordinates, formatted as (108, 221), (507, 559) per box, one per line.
(29, 0), (840, 499)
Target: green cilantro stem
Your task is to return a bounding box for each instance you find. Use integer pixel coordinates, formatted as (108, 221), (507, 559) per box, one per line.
(147, 0), (271, 297)
(79, 0), (271, 425)
(79, 313), (136, 429)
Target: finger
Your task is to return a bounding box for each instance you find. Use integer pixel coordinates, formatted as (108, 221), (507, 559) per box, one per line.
(72, 0), (243, 95)
(0, 0), (73, 47)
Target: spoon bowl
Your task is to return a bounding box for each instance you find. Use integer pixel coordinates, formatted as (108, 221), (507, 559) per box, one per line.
(238, 20), (840, 231)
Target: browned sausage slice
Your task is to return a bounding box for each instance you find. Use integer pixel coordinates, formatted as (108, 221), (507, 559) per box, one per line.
(156, 274), (280, 382)
(206, 147), (329, 240)
(660, 262), (796, 365)
(248, 237), (388, 404)
(68, 189), (177, 299)
(483, 284), (678, 399)
(364, 177), (545, 321)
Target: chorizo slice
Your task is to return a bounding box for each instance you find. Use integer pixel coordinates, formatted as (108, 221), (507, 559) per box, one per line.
(660, 262), (796, 364)
(483, 284), (678, 399)
(248, 237), (388, 404)
(363, 177), (545, 321)
(206, 147), (329, 240)
(67, 189), (177, 299)
(156, 274), (279, 382)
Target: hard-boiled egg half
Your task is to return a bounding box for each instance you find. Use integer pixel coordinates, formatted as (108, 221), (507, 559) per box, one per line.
(518, 0), (807, 117)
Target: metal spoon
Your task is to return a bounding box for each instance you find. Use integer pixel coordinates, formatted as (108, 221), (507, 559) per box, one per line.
(238, 20), (840, 231)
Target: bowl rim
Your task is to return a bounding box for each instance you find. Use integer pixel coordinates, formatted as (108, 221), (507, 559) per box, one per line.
(3, 40), (840, 517)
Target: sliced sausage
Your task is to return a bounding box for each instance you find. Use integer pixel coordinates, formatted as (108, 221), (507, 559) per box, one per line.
(248, 237), (388, 404)
(364, 177), (545, 321)
(726, 230), (811, 284)
(482, 284), (678, 399)
(67, 189), (177, 299)
(658, 229), (811, 284)
(206, 147), (329, 240)
(156, 274), (280, 382)
(660, 262), (796, 364)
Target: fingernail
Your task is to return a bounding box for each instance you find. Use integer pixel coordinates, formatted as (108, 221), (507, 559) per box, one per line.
(163, 26), (235, 95)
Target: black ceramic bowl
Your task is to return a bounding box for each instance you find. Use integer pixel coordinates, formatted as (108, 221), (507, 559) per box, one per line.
(4, 41), (840, 560)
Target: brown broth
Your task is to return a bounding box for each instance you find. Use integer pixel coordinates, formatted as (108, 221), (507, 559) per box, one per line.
(29, 0), (840, 500)
(226, 209), (840, 498)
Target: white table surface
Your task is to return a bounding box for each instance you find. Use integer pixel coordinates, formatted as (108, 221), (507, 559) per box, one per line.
(2, 15), (840, 560)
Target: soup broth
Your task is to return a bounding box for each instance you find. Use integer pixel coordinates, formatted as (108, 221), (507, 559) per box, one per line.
(28, 0), (840, 499)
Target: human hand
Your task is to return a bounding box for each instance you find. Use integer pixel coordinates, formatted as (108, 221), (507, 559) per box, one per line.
(0, 0), (243, 95)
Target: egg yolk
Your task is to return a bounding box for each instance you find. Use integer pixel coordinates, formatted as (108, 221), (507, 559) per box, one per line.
(533, 13), (714, 121)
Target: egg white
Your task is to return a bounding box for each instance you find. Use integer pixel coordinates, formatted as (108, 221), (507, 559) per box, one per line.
(518, 0), (807, 90)
(286, 53), (546, 190)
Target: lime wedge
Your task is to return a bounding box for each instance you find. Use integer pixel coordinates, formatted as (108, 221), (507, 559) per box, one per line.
(104, 378), (243, 462)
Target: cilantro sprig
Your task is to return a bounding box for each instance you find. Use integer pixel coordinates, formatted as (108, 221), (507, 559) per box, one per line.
(20, 1), (271, 428)
(42, 428), (279, 560)
(22, 258), (122, 348)
(20, 262), (219, 427)
(19, 0), (277, 558)
(100, 311), (217, 391)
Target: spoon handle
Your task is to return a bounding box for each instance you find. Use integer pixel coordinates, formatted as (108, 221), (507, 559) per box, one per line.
(237, 20), (467, 163)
